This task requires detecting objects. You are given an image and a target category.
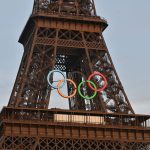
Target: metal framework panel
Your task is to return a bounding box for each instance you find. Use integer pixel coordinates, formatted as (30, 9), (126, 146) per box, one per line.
(0, 0), (150, 149)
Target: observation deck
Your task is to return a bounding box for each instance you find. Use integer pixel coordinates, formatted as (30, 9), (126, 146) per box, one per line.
(0, 107), (150, 142)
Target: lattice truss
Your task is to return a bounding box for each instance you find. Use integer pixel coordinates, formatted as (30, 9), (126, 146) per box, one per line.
(0, 137), (149, 150)
(8, 27), (134, 114)
(33, 0), (96, 16)
(8, 30), (56, 109)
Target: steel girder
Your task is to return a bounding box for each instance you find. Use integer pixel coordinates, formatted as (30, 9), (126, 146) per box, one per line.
(0, 137), (150, 150)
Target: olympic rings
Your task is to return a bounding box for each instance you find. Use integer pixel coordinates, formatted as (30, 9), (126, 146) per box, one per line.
(57, 79), (77, 98)
(47, 70), (108, 99)
(47, 70), (66, 89)
(88, 71), (107, 92)
(78, 80), (97, 100)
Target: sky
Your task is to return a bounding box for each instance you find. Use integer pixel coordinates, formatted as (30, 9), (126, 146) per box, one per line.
(0, 0), (150, 114)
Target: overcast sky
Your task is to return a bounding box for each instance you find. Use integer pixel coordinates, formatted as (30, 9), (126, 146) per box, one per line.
(0, 0), (150, 114)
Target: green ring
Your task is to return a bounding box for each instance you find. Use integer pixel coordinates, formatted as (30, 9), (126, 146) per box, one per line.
(78, 80), (97, 100)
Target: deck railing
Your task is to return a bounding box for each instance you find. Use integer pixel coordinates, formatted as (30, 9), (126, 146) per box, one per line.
(0, 107), (150, 128)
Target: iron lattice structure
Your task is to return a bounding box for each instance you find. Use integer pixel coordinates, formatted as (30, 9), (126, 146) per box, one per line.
(0, 0), (150, 149)
(8, 0), (134, 114)
(0, 107), (150, 150)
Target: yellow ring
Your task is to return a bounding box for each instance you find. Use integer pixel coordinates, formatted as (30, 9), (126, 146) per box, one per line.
(57, 79), (77, 98)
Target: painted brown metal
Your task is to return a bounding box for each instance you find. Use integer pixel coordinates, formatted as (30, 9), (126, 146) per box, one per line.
(8, 0), (133, 114)
(0, 0), (150, 149)
(0, 107), (150, 149)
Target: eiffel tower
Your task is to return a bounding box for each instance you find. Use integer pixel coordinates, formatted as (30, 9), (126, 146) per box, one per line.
(0, 0), (150, 149)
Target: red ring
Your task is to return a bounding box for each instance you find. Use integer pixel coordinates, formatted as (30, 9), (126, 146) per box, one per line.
(88, 71), (107, 92)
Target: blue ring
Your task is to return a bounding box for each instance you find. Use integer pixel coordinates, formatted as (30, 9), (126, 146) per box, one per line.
(47, 70), (66, 89)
